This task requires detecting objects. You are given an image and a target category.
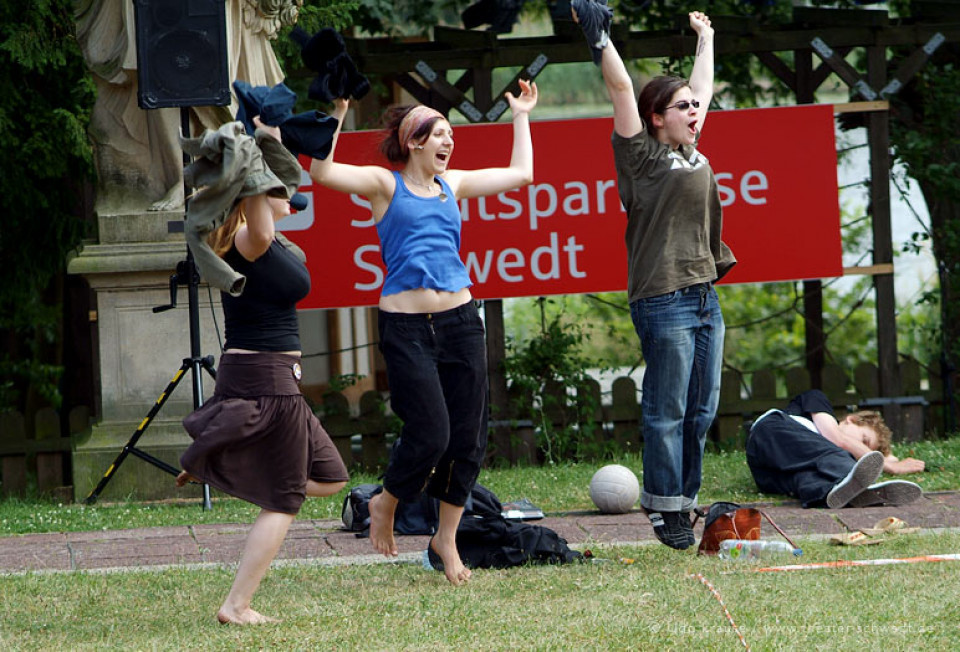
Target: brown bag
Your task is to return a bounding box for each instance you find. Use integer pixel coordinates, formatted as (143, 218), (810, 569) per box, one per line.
(693, 501), (800, 556)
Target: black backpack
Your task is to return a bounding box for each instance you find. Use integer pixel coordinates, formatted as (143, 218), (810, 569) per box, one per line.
(341, 483), (582, 569)
(444, 484), (582, 569)
(341, 483), (439, 535)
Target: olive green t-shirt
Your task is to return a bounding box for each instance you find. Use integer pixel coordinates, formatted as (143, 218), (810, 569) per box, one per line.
(612, 129), (736, 302)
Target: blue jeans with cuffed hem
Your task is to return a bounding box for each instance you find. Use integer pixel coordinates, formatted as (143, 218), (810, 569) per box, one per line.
(630, 283), (724, 513)
(377, 302), (488, 507)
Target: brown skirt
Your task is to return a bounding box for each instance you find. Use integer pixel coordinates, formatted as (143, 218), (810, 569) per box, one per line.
(181, 352), (349, 514)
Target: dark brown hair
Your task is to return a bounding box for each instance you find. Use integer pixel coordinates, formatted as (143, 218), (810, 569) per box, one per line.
(637, 76), (690, 135)
(379, 105), (444, 164)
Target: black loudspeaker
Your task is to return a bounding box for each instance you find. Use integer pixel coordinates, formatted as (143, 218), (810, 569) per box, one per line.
(134, 0), (230, 109)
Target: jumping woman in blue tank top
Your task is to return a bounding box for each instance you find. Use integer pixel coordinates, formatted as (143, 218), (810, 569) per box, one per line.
(310, 80), (538, 585)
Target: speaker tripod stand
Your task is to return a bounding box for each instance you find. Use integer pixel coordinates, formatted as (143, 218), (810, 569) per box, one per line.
(84, 108), (215, 509)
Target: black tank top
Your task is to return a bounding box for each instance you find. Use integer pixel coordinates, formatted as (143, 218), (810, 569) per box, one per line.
(221, 239), (310, 351)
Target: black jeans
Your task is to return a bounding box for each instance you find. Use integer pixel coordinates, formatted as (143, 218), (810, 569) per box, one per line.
(377, 302), (488, 507)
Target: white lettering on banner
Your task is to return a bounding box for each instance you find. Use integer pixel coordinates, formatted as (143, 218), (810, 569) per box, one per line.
(464, 233), (586, 283)
(740, 171), (769, 205)
(473, 194), (528, 221)
(562, 182), (591, 216)
(531, 234), (560, 279)
(353, 245), (383, 290)
(457, 181), (623, 230)
(596, 179), (618, 215)
(342, 171), (765, 236)
(528, 183), (558, 231)
(496, 249), (525, 282)
(497, 192), (523, 220)
(349, 194), (375, 227)
(477, 196), (497, 221)
(715, 170), (770, 207)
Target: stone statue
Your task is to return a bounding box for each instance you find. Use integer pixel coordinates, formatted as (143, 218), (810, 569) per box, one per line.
(76, 0), (302, 215)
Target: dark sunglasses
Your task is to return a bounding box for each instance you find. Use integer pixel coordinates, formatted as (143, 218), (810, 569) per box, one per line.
(663, 99), (700, 111)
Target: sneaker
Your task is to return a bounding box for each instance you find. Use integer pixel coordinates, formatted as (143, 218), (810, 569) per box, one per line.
(570, 0), (613, 65)
(825, 450), (884, 509)
(680, 511), (696, 548)
(847, 480), (923, 508)
(645, 509), (694, 550)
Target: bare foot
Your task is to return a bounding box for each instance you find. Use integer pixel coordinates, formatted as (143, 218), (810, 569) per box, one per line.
(149, 183), (184, 212)
(175, 470), (199, 488)
(430, 536), (471, 586)
(216, 607), (279, 625)
(368, 492), (399, 557)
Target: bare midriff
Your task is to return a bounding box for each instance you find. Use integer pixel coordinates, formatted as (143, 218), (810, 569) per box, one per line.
(226, 349), (301, 355)
(378, 287), (472, 314)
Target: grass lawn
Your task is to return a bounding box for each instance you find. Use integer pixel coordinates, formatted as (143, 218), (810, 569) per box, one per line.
(1, 532), (959, 649)
(2, 436), (956, 537)
(0, 436), (958, 649)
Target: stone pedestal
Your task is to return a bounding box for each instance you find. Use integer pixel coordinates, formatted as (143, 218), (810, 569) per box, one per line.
(68, 210), (222, 502)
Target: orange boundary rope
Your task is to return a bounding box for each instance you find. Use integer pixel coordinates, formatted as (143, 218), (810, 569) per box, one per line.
(752, 553), (960, 573)
(689, 573), (751, 650)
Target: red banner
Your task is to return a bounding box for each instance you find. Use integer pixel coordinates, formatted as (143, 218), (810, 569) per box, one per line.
(279, 104), (841, 309)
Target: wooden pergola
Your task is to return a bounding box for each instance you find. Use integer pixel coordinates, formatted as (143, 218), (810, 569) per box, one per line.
(343, 6), (960, 441)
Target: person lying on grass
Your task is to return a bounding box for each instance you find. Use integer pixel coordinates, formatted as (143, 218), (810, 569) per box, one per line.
(746, 389), (924, 509)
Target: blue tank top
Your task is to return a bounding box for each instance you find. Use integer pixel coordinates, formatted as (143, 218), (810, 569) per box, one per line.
(376, 171), (472, 296)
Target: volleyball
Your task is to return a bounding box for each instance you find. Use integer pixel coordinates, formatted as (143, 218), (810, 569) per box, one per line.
(589, 464), (640, 514)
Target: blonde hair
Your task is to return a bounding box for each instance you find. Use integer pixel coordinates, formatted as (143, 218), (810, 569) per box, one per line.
(207, 200), (246, 257)
(848, 410), (892, 455)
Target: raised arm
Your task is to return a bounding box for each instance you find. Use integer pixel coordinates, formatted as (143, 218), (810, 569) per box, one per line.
(308, 99), (394, 207)
(600, 42), (643, 138)
(571, 1), (643, 138)
(446, 80), (538, 199)
(687, 11), (714, 132)
(234, 118), (279, 261)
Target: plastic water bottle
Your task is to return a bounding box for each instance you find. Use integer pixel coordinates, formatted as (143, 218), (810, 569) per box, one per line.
(717, 539), (802, 561)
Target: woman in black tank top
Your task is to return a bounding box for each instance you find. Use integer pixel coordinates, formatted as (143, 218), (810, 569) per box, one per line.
(177, 118), (348, 625)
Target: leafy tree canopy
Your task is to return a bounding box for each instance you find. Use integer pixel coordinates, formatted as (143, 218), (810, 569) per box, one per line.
(0, 0), (95, 410)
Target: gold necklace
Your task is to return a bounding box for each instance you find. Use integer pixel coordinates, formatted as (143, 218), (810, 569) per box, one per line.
(402, 173), (448, 202)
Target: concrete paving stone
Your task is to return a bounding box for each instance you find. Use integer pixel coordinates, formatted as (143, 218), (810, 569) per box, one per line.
(325, 530), (431, 558)
(0, 541), (72, 572)
(65, 526), (192, 542)
(534, 516), (590, 545)
(926, 491), (960, 510)
(192, 521), (336, 566)
(576, 522), (646, 545)
(837, 495), (960, 532)
(565, 513), (647, 544)
(0, 532), (69, 544)
(194, 541), (244, 565)
(191, 523), (250, 537)
(570, 512), (647, 526)
(324, 533), (372, 558)
(275, 528), (334, 562)
(191, 527), (247, 565)
(302, 518), (343, 531)
(751, 506), (846, 536)
(1, 492), (957, 573)
(70, 534), (203, 570)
